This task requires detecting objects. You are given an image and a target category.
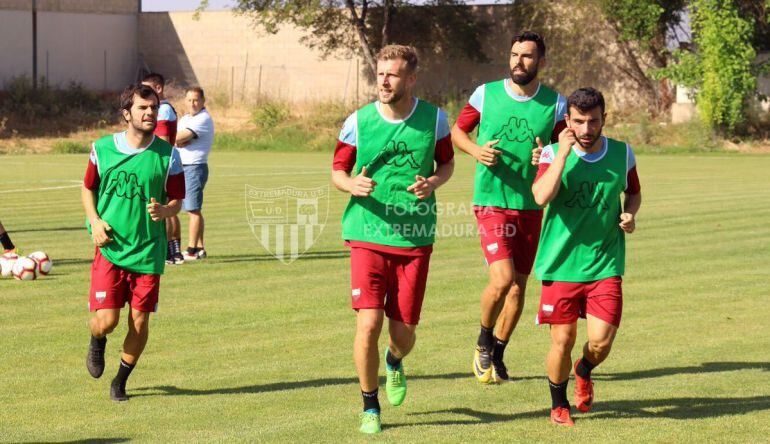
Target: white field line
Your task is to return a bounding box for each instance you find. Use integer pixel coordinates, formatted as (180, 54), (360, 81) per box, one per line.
(0, 180), (82, 194)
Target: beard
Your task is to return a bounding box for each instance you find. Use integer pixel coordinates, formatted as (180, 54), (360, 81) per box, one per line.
(129, 113), (156, 135)
(510, 65), (538, 86)
(575, 129), (603, 149)
(380, 89), (404, 104)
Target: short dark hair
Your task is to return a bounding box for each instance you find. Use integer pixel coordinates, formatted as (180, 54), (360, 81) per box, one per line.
(186, 86), (205, 99)
(119, 83), (159, 117)
(511, 31), (546, 58)
(567, 87), (605, 115)
(142, 72), (165, 87)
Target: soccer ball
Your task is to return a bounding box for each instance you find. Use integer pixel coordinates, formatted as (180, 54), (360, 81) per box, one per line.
(28, 251), (53, 275)
(0, 252), (18, 278)
(12, 257), (37, 281)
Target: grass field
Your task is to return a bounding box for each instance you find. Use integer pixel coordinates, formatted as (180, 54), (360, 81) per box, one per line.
(1, 151), (769, 442)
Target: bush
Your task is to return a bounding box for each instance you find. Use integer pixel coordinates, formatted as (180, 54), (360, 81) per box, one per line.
(250, 101), (290, 129)
(52, 140), (90, 154)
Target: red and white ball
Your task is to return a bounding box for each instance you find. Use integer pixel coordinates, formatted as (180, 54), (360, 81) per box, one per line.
(12, 256), (37, 281)
(0, 252), (18, 278)
(28, 251), (53, 276)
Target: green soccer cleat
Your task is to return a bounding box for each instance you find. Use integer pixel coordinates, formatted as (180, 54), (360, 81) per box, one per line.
(385, 351), (407, 406)
(359, 410), (382, 434)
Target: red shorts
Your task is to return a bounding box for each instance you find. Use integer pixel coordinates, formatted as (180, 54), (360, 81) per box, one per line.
(474, 206), (542, 274)
(537, 277), (623, 327)
(349, 247), (431, 325)
(89, 247), (161, 313)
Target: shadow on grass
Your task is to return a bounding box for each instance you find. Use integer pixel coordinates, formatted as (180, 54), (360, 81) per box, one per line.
(25, 439), (130, 444)
(594, 361), (770, 381)
(398, 395), (770, 428)
(13, 226), (84, 234)
(131, 372), (505, 398)
(208, 250), (349, 264)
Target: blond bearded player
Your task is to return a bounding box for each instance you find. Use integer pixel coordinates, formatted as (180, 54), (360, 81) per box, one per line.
(332, 45), (454, 433)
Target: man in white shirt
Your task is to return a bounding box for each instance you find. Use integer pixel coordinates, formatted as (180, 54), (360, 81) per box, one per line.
(174, 87), (214, 260)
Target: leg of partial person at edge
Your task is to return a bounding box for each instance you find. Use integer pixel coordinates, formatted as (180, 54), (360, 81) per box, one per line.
(196, 214), (205, 249)
(110, 308), (150, 401)
(355, 309), (384, 433)
(547, 323), (577, 426)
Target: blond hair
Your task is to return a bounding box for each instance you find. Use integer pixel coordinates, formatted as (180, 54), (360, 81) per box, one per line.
(377, 45), (419, 73)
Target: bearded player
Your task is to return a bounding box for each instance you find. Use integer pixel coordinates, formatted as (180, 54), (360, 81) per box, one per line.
(532, 87), (641, 426)
(451, 31), (567, 383)
(332, 45), (454, 433)
(82, 83), (185, 401)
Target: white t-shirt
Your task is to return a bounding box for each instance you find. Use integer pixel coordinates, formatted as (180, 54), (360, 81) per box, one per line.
(177, 108), (214, 165)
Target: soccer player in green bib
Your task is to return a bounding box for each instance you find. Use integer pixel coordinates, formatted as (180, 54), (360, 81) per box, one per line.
(532, 87), (642, 426)
(451, 31), (567, 383)
(332, 45), (455, 434)
(82, 84), (185, 401)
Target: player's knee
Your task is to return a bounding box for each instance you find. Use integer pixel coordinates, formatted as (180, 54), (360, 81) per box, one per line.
(357, 318), (381, 338)
(588, 337), (613, 355)
(488, 275), (514, 298)
(99, 315), (120, 334)
(551, 331), (576, 352)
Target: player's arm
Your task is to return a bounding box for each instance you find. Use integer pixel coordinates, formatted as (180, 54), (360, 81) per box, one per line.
(451, 124), (500, 167)
(176, 128), (195, 147)
(82, 151), (112, 246)
(147, 198), (182, 221)
(408, 123), (455, 199)
(81, 186), (112, 247)
(620, 154), (642, 233)
(532, 127), (576, 206)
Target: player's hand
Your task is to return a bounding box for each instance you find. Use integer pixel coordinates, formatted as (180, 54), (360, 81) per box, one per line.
(407, 175), (436, 200)
(91, 218), (113, 247)
(474, 140), (502, 166)
(350, 166), (376, 197)
(147, 197), (166, 221)
(619, 213), (636, 233)
(531, 137), (544, 165)
(558, 127), (577, 156)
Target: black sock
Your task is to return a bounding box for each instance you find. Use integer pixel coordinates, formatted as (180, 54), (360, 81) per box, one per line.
(576, 357), (597, 379)
(548, 378), (569, 409)
(385, 349), (402, 369)
(492, 336), (508, 362)
(362, 389), (380, 412)
(114, 359), (135, 390)
(477, 325), (494, 350)
(0, 232), (14, 251)
(90, 335), (106, 349)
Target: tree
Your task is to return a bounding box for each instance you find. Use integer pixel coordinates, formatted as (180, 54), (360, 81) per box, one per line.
(657, 0), (759, 133)
(596, 0), (688, 114)
(197, 0), (490, 75)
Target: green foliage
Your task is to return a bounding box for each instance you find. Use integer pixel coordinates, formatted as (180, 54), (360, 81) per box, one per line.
(599, 0), (665, 48)
(52, 140), (90, 154)
(250, 100), (291, 130)
(1, 76), (107, 120)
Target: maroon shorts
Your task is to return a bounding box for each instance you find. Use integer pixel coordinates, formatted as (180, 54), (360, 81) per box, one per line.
(89, 247), (160, 313)
(349, 247), (431, 325)
(474, 206), (542, 274)
(537, 277), (623, 327)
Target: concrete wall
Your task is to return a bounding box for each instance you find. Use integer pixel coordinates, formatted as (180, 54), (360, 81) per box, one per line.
(0, 10), (33, 83)
(0, 0), (139, 14)
(139, 11), (364, 103)
(0, 8), (138, 91)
